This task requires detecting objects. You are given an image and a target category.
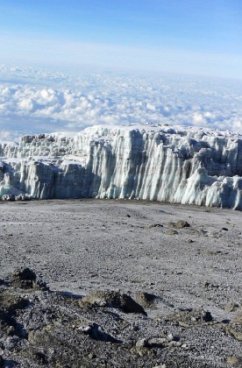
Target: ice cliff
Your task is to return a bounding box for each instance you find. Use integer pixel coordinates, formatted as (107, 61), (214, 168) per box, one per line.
(0, 125), (242, 209)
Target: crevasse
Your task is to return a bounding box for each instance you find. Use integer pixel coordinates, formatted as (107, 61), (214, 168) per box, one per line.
(0, 125), (242, 209)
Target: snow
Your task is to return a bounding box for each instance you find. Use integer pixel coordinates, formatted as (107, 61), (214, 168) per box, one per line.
(0, 124), (241, 209)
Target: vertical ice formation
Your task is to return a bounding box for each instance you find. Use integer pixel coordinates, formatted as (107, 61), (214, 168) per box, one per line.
(0, 125), (242, 209)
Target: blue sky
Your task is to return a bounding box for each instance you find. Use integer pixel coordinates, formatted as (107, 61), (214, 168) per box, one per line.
(1, 0), (242, 78)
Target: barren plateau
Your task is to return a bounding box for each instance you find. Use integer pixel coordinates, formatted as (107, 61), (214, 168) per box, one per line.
(0, 200), (242, 367)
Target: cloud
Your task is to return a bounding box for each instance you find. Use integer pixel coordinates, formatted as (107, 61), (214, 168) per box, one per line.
(0, 66), (242, 140)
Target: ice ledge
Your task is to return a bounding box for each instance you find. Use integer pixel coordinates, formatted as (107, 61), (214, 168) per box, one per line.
(0, 124), (242, 210)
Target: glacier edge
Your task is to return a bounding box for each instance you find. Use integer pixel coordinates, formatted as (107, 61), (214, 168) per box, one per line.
(0, 125), (242, 210)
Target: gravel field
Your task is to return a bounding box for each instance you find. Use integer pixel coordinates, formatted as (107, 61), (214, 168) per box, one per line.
(0, 200), (242, 367)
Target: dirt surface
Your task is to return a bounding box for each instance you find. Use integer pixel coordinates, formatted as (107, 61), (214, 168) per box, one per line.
(0, 200), (242, 367)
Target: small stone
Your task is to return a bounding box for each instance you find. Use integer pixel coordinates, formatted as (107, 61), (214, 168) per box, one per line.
(167, 333), (173, 341)
(0, 293), (29, 312)
(232, 311), (242, 324)
(78, 322), (121, 343)
(169, 341), (181, 347)
(88, 353), (96, 359)
(165, 229), (178, 235)
(147, 338), (166, 348)
(228, 328), (242, 341)
(11, 267), (37, 289)
(136, 338), (147, 348)
(202, 311), (213, 322)
(6, 326), (15, 336)
(4, 336), (20, 350)
(172, 334), (180, 342)
(225, 302), (240, 313)
(13, 267), (36, 281)
(33, 351), (48, 365)
(136, 337), (166, 349)
(135, 292), (157, 308)
(222, 319), (230, 324)
(169, 220), (191, 229)
(80, 290), (146, 315)
(149, 224), (163, 228)
(227, 355), (242, 366)
(79, 325), (92, 334)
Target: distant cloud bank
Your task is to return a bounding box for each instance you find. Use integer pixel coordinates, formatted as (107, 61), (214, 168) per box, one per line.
(0, 65), (242, 140)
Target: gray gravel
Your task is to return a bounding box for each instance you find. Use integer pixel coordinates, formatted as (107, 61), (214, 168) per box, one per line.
(0, 199), (242, 367)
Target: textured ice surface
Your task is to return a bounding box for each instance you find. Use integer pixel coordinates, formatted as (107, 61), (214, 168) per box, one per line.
(0, 125), (242, 209)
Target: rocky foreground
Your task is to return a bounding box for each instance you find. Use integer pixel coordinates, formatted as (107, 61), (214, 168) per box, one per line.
(0, 200), (242, 367)
(0, 266), (242, 368)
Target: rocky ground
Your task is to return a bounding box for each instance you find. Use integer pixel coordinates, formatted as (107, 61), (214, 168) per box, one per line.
(0, 200), (242, 367)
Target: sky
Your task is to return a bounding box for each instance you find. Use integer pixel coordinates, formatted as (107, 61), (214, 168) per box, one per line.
(0, 0), (242, 78)
(1, 0), (242, 140)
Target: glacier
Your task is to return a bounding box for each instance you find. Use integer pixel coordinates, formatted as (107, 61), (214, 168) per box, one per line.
(0, 125), (242, 209)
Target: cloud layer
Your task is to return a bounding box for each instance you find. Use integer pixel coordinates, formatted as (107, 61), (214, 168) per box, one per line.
(0, 65), (242, 140)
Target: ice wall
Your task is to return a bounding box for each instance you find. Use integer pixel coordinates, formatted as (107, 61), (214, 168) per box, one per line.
(0, 125), (242, 209)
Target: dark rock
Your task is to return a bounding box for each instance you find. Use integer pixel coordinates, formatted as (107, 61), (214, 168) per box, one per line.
(11, 268), (36, 289)
(135, 292), (157, 308)
(227, 327), (242, 342)
(202, 311), (213, 322)
(79, 323), (121, 343)
(232, 310), (242, 324)
(33, 351), (49, 365)
(165, 229), (178, 235)
(0, 293), (29, 312)
(204, 281), (219, 289)
(227, 356), (242, 367)
(222, 319), (230, 324)
(4, 336), (21, 350)
(136, 337), (167, 349)
(169, 220), (191, 229)
(146, 338), (166, 348)
(10, 268), (48, 290)
(0, 356), (4, 368)
(165, 308), (214, 327)
(148, 224), (163, 228)
(80, 290), (146, 315)
(0, 308), (28, 339)
(225, 302), (240, 313)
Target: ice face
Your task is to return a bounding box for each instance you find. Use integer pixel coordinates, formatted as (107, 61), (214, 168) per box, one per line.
(0, 125), (242, 209)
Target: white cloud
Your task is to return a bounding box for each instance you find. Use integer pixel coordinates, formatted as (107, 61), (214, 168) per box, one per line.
(192, 112), (206, 126)
(0, 66), (242, 140)
(0, 130), (14, 141)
